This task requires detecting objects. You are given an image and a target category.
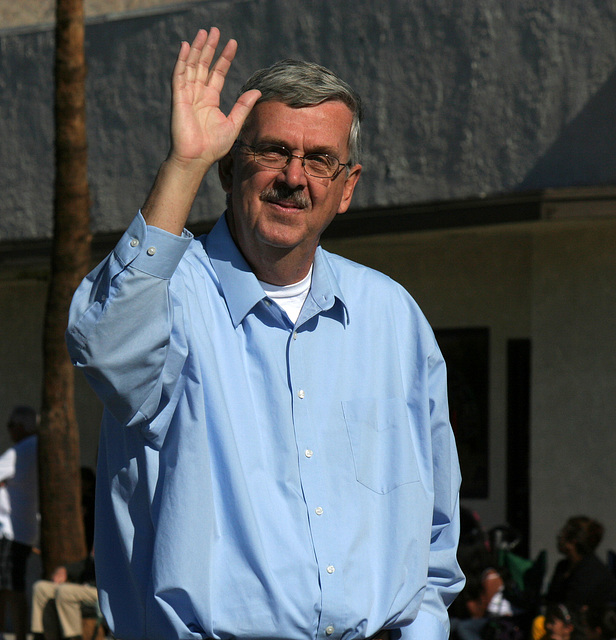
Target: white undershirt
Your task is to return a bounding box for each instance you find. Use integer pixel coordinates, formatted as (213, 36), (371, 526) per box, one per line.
(258, 266), (313, 324)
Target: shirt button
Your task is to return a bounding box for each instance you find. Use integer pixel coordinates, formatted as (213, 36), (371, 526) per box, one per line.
(264, 299), (272, 306)
(293, 331), (298, 340)
(146, 246), (156, 256)
(325, 626), (335, 635)
(305, 449), (313, 458)
(326, 565), (335, 574)
(130, 238), (139, 247)
(315, 507), (324, 516)
(298, 389), (305, 399)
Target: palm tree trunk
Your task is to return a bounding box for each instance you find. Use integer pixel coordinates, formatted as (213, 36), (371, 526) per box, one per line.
(39, 0), (91, 576)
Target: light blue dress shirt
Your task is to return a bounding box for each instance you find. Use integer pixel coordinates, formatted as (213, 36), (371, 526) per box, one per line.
(67, 212), (464, 640)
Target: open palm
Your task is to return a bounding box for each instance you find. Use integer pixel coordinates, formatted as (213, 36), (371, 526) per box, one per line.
(170, 28), (261, 167)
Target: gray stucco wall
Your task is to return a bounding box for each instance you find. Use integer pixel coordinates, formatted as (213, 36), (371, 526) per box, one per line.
(2, 0), (616, 241)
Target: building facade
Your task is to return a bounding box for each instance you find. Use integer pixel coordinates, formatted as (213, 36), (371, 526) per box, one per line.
(1, 0), (616, 574)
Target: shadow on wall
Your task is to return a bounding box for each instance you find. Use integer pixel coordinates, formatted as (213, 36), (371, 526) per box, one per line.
(519, 67), (616, 190)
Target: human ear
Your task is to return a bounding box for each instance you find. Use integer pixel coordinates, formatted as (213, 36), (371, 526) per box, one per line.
(218, 153), (234, 193)
(336, 164), (362, 215)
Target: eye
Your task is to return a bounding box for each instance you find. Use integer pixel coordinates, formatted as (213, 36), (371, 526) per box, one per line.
(254, 144), (288, 162)
(306, 153), (337, 168)
(305, 154), (339, 176)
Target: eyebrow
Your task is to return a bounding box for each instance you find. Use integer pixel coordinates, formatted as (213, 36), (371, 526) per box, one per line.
(253, 136), (341, 158)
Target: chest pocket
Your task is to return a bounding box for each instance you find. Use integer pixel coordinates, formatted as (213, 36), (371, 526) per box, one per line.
(342, 397), (420, 494)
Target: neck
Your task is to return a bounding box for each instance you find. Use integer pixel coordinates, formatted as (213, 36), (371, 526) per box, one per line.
(251, 249), (316, 285)
(566, 548), (583, 566)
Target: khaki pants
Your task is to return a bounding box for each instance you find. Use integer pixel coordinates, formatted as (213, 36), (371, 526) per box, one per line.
(31, 580), (98, 638)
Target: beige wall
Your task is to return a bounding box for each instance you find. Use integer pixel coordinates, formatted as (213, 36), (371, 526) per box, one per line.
(0, 278), (46, 441)
(530, 219), (616, 564)
(0, 276), (101, 470)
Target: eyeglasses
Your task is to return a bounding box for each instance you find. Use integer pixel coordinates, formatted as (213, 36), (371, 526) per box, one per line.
(235, 142), (348, 179)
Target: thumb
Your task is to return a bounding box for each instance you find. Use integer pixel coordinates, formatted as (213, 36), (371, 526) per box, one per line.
(227, 89), (262, 134)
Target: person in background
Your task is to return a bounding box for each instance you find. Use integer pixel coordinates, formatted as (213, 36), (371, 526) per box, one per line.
(544, 604), (578, 640)
(547, 516), (616, 609)
(449, 508), (513, 640)
(0, 405), (39, 640)
(30, 552), (97, 640)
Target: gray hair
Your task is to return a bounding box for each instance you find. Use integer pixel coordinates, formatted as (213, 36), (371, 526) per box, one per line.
(9, 405), (38, 435)
(239, 59), (363, 167)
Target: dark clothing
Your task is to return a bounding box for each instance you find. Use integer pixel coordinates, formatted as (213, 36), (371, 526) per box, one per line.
(65, 555), (96, 587)
(0, 537), (31, 591)
(547, 552), (616, 608)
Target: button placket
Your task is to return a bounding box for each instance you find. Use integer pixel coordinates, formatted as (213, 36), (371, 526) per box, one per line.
(289, 322), (341, 639)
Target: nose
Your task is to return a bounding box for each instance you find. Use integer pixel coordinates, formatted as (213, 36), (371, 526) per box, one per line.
(278, 154), (308, 189)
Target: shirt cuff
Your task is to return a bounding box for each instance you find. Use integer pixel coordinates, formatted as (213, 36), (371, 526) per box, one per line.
(114, 211), (193, 279)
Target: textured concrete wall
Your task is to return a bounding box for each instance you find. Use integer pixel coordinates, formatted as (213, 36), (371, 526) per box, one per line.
(1, 0), (616, 241)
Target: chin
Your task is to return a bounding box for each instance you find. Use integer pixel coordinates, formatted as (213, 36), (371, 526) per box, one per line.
(258, 233), (304, 251)
(256, 220), (307, 248)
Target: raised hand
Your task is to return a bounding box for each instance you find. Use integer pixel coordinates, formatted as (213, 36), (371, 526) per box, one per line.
(142, 28), (260, 234)
(169, 28), (261, 168)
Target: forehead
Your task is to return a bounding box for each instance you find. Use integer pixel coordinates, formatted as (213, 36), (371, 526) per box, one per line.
(243, 100), (353, 153)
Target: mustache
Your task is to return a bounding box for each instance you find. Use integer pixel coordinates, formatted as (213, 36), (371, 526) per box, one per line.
(260, 186), (310, 209)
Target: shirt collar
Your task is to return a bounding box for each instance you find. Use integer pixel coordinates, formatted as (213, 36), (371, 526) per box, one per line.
(205, 213), (348, 328)
(303, 246), (349, 326)
(205, 214), (267, 328)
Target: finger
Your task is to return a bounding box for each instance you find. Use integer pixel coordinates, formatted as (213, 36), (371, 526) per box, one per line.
(184, 29), (209, 84)
(171, 40), (191, 94)
(206, 38), (238, 95)
(227, 89), (262, 134)
(195, 27), (221, 85)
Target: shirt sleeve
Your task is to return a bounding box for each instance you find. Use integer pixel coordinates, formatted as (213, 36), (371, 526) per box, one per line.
(402, 345), (465, 640)
(66, 212), (193, 427)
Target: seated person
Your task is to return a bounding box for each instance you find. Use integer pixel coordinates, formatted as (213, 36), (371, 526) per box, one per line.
(543, 604), (577, 640)
(31, 553), (97, 640)
(547, 516), (616, 609)
(450, 509), (514, 640)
